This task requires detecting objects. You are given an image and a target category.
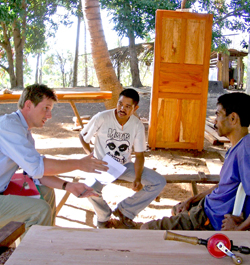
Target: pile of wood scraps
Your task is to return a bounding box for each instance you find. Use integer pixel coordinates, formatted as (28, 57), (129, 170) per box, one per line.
(204, 118), (230, 145)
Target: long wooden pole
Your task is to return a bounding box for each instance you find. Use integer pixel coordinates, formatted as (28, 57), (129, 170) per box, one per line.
(181, 0), (187, 9)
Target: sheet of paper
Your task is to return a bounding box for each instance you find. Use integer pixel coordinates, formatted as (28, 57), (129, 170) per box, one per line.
(94, 155), (126, 185)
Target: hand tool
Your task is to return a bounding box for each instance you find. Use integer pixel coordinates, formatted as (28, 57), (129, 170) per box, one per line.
(164, 231), (249, 264)
(216, 241), (242, 264)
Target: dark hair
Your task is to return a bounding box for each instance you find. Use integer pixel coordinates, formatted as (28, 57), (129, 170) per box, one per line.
(217, 92), (250, 127)
(119, 88), (139, 106)
(18, 84), (57, 109)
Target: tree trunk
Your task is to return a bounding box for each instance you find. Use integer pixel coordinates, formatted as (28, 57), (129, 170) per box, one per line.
(0, 23), (17, 88)
(73, 2), (82, 88)
(128, 31), (143, 88)
(181, 0), (187, 9)
(83, 17), (88, 87)
(13, 0), (27, 88)
(83, 0), (122, 109)
(39, 54), (43, 84)
(13, 27), (24, 87)
(3, 44), (16, 88)
(117, 58), (121, 82)
(246, 33), (250, 94)
(35, 53), (40, 83)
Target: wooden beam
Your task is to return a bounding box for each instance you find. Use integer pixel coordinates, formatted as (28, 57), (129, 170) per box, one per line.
(217, 53), (222, 81)
(190, 181), (198, 196)
(237, 57), (244, 89)
(204, 131), (222, 145)
(205, 124), (230, 143)
(114, 174), (220, 185)
(0, 222), (25, 248)
(222, 53), (229, 88)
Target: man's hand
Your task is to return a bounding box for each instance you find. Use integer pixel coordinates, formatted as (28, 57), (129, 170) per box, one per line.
(132, 179), (143, 192)
(221, 213), (244, 231)
(79, 153), (108, 173)
(172, 198), (193, 215)
(66, 182), (99, 198)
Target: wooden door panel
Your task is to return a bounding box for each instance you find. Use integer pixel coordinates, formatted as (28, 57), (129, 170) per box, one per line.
(180, 99), (200, 143)
(161, 18), (183, 63)
(185, 19), (206, 64)
(160, 62), (204, 75)
(148, 10), (213, 151)
(159, 80), (202, 94)
(156, 98), (180, 142)
(159, 71), (203, 83)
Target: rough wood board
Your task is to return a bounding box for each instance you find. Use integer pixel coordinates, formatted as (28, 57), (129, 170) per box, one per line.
(0, 222), (25, 247)
(6, 226), (250, 265)
(204, 131), (221, 145)
(0, 91), (112, 102)
(163, 174), (220, 183)
(114, 174), (220, 184)
(205, 124), (230, 143)
(205, 158), (223, 174)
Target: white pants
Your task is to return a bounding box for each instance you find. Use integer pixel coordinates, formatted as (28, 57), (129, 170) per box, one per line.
(88, 163), (166, 222)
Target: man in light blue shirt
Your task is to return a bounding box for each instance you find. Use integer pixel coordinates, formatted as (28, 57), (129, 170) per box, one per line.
(0, 84), (108, 232)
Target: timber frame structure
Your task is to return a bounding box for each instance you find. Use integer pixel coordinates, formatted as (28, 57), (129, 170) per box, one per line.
(210, 49), (248, 89)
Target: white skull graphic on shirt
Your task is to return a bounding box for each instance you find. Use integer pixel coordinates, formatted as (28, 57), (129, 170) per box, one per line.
(106, 128), (130, 164)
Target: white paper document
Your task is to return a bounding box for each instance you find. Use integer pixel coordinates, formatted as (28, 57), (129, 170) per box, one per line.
(94, 154), (126, 185)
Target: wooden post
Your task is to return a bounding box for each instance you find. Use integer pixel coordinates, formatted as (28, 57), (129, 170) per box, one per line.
(217, 53), (222, 81)
(246, 33), (250, 94)
(181, 0), (187, 9)
(221, 53), (229, 88)
(69, 100), (83, 128)
(237, 57), (243, 89)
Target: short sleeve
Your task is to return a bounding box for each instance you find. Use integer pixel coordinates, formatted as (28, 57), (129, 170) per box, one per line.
(79, 112), (103, 144)
(133, 121), (146, 152)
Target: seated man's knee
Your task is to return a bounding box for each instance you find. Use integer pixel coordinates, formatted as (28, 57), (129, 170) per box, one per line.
(36, 199), (53, 226)
(160, 175), (166, 186)
(150, 171), (166, 186)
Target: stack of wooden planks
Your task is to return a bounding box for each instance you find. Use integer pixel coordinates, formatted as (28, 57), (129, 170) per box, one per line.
(204, 118), (230, 145)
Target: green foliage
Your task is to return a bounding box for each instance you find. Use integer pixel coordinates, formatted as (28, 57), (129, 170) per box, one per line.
(100, 0), (250, 51)
(0, 0), (83, 87)
(0, 0), (82, 54)
(60, 0), (83, 17)
(99, 0), (187, 40)
(0, 0), (59, 52)
(0, 0), (22, 23)
(192, 0), (250, 50)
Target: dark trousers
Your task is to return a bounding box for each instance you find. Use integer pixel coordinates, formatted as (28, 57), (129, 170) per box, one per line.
(147, 198), (214, 230)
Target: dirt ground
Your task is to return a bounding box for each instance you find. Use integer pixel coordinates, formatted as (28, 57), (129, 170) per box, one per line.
(0, 87), (230, 228)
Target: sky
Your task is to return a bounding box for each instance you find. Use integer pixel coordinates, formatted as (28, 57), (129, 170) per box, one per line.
(50, 9), (129, 55)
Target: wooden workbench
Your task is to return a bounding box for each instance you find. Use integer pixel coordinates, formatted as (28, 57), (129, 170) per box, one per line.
(5, 226), (250, 264)
(0, 91), (112, 128)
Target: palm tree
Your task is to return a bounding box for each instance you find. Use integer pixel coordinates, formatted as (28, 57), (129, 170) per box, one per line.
(82, 0), (122, 109)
